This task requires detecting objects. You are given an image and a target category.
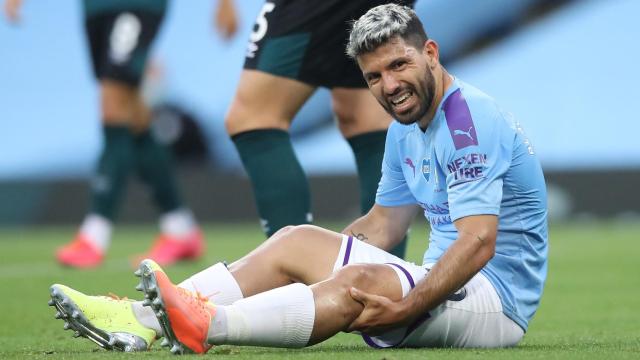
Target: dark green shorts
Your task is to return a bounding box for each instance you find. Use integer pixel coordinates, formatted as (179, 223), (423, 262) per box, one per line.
(84, 9), (165, 86)
(244, 0), (415, 89)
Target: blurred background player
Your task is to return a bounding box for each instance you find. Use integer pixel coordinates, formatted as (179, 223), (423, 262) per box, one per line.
(225, 0), (414, 258)
(3, 0), (238, 267)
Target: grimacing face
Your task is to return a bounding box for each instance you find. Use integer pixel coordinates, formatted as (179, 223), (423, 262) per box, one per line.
(357, 37), (436, 127)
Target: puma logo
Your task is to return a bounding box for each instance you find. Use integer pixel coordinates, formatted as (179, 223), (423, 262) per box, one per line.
(453, 126), (474, 141)
(404, 158), (416, 177)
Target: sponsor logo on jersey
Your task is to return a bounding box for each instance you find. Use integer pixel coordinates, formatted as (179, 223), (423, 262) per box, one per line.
(443, 89), (479, 150)
(447, 153), (487, 187)
(404, 158), (416, 177)
(422, 158), (430, 182)
(418, 201), (452, 226)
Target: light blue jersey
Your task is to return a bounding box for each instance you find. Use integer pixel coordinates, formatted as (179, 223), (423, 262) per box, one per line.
(376, 77), (548, 331)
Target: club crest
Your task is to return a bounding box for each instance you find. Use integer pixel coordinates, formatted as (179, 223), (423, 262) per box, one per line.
(422, 158), (430, 182)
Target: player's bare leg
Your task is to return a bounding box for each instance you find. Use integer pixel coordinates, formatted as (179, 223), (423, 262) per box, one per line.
(225, 70), (315, 134)
(227, 225), (344, 295)
(226, 70), (317, 236)
(331, 87), (391, 138)
(136, 226), (405, 353)
(49, 221), (402, 352)
(308, 263), (402, 344)
(131, 225), (345, 353)
(130, 89), (152, 133)
(100, 79), (138, 125)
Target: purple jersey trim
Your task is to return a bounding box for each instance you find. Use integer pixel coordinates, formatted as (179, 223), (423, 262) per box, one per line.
(449, 176), (484, 189)
(387, 263), (416, 289)
(362, 334), (384, 349)
(443, 88), (478, 150)
(361, 313), (432, 349)
(342, 236), (353, 266)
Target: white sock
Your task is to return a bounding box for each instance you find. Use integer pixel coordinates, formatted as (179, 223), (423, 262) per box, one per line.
(132, 301), (163, 336)
(177, 262), (244, 305)
(159, 208), (196, 238)
(208, 283), (315, 348)
(79, 214), (112, 251)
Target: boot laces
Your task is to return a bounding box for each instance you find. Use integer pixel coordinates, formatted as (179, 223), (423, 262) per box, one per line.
(176, 287), (212, 318)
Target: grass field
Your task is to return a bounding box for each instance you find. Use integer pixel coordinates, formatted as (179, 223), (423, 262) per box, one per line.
(0, 221), (638, 359)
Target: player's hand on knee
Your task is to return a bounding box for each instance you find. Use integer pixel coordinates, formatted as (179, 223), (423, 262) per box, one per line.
(347, 287), (409, 335)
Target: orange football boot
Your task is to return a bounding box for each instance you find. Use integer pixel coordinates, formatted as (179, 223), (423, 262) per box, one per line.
(135, 259), (216, 354)
(56, 234), (104, 268)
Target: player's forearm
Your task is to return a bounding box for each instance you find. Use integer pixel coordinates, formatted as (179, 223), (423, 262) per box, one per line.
(343, 204), (418, 251)
(400, 230), (495, 320)
(342, 214), (391, 250)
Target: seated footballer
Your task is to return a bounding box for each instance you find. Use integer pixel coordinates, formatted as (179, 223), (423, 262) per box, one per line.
(47, 3), (548, 353)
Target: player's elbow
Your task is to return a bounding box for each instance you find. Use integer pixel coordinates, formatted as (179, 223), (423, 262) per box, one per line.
(476, 231), (497, 265)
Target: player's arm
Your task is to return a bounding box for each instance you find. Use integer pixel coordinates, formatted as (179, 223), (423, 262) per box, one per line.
(348, 214), (497, 334)
(3, 0), (23, 23)
(342, 203), (420, 251)
(213, 0), (237, 39)
(401, 214), (497, 315)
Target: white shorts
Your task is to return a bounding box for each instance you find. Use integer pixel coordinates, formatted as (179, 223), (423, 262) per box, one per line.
(333, 235), (524, 348)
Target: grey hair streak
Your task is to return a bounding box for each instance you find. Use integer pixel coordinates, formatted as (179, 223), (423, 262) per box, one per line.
(346, 4), (417, 59)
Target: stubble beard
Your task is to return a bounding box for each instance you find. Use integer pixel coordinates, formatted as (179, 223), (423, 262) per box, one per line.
(381, 66), (436, 126)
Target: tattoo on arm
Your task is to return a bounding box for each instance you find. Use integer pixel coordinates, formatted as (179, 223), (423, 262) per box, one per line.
(350, 231), (368, 242)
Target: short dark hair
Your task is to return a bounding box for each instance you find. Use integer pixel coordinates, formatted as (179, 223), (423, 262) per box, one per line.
(346, 4), (428, 59)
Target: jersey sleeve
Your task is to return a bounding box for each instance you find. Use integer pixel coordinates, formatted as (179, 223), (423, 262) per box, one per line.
(375, 124), (416, 206)
(438, 90), (513, 221)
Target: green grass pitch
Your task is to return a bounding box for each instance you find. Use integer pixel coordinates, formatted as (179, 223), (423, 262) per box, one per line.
(0, 221), (638, 359)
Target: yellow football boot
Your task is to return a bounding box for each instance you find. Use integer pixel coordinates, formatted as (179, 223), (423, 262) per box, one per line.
(49, 284), (156, 352)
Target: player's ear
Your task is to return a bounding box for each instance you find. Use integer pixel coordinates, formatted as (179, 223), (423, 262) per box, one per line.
(421, 40), (430, 55)
(423, 40), (439, 69)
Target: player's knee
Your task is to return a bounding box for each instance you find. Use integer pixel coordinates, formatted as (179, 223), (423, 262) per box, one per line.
(268, 225), (334, 256)
(225, 100), (290, 136)
(332, 264), (376, 291)
(225, 91), (280, 135)
(100, 84), (137, 122)
(101, 97), (124, 121)
(327, 265), (377, 318)
(270, 225), (298, 239)
(265, 225), (306, 248)
(333, 101), (381, 138)
(270, 224), (316, 242)
(332, 100), (357, 132)
(224, 100), (247, 135)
